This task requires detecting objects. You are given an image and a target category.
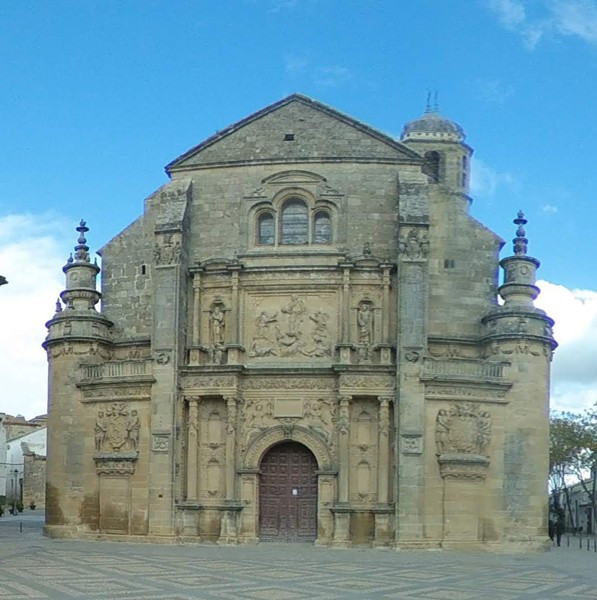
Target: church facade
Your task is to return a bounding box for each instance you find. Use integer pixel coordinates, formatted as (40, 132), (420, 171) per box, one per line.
(44, 95), (556, 550)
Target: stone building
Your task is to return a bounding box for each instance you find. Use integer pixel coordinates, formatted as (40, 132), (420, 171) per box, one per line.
(44, 94), (556, 550)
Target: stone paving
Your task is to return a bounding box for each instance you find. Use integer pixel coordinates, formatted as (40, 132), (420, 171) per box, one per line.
(2, 513), (597, 599)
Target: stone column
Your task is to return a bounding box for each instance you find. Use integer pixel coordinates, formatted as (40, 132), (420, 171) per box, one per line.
(186, 397), (200, 502)
(333, 395), (351, 547)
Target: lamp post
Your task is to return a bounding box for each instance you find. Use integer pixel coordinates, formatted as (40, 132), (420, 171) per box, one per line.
(12, 469), (18, 513)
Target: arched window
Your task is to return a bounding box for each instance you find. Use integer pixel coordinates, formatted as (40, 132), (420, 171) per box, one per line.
(280, 199), (308, 245)
(312, 211), (332, 244)
(424, 151), (441, 183)
(257, 212), (275, 245)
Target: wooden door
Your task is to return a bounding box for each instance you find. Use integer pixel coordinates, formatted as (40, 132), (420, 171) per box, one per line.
(259, 442), (317, 542)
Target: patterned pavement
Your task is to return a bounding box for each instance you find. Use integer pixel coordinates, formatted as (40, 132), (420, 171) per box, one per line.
(1, 513), (597, 599)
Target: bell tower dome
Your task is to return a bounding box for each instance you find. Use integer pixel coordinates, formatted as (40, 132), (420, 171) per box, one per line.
(400, 94), (472, 196)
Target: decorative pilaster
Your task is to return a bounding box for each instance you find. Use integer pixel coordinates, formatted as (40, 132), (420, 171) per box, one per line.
(224, 395), (238, 500)
(332, 394), (351, 547)
(377, 396), (391, 504)
(186, 397), (200, 502)
(374, 395), (393, 547)
(218, 395), (239, 545)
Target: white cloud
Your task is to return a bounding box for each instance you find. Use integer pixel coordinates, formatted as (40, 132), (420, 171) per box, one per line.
(0, 213), (71, 419)
(550, 0), (597, 43)
(475, 78), (515, 104)
(470, 158), (515, 197)
(542, 203), (559, 214)
(284, 54), (352, 88)
(487, 0), (597, 47)
(536, 280), (597, 413)
(488, 0), (526, 27)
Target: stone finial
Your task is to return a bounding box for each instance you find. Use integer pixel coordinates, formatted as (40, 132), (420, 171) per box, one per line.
(363, 242), (372, 256)
(74, 219), (90, 262)
(513, 210), (528, 256)
(55, 298), (62, 313)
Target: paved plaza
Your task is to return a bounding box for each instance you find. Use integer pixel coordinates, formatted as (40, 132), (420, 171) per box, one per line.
(1, 513), (597, 599)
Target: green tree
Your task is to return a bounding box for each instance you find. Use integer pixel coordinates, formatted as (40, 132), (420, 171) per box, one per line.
(550, 410), (597, 530)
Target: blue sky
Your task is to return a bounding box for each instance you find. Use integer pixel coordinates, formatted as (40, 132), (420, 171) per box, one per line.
(1, 0), (597, 418)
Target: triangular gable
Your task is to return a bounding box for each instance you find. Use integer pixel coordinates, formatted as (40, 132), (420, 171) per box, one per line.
(166, 94), (422, 173)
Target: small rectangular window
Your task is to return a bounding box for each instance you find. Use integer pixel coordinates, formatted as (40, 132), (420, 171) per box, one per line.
(444, 259), (455, 269)
(284, 133), (295, 141)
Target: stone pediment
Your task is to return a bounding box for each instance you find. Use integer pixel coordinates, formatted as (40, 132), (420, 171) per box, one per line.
(166, 94), (423, 172)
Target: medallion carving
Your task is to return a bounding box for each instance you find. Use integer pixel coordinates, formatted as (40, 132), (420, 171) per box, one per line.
(152, 433), (171, 452)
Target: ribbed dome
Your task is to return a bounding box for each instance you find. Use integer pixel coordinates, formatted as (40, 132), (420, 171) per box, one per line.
(401, 107), (465, 142)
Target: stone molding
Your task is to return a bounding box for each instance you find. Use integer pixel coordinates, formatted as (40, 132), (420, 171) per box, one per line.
(437, 453), (490, 481)
(243, 425), (333, 471)
(93, 451), (138, 475)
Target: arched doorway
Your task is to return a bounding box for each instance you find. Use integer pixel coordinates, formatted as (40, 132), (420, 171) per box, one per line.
(259, 441), (318, 542)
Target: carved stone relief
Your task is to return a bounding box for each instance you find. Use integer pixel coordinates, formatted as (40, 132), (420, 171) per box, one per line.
(248, 294), (334, 359)
(398, 227), (429, 260)
(154, 233), (182, 266)
(95, 403), (140, 453)
(435, 403), (491, 456)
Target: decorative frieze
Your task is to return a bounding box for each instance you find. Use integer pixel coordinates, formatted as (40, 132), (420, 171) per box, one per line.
(425, 383), (509, 403)
(242, 377), (335, 390)
(80, 385), (152, 402)
(340, 375), (395, 390)
(181, 375), (237, 390)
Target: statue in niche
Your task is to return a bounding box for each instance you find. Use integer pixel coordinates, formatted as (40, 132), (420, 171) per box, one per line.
(356, 301), (374, 361)
(209, 302), (226, 364)
(210, 303), (226, 345)
(249, 311), (280, 357)
(304, 309), (332, 357)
